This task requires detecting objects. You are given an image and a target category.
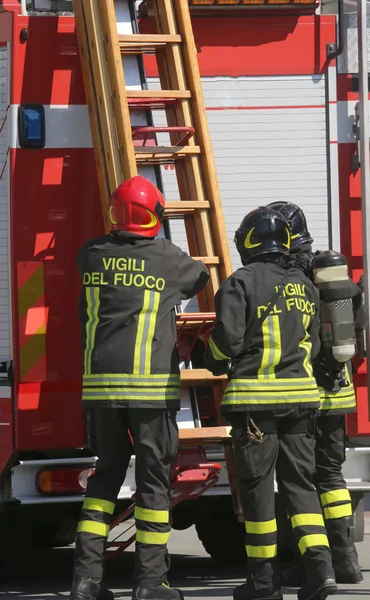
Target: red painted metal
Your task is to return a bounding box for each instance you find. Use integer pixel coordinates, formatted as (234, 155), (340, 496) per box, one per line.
(139, 16), (336, 77)
(8, 15), (102, 451)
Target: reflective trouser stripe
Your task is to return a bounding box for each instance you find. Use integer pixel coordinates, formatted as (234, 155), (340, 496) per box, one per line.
(320, 489), (351, 507)
(136, 530), (170, 545)
(134, 507), (169, 523)
(291, 513), (328, 556)
(246, 544), (277, 558)
(291, 513), (325, 528)
(83, 497), (115, 514)
(77, 497), (115, 539)
(77, 520), (110, 537)
(298, 534), (329, 555)
(245, 519), (277, 534)
(320, 489), (353, 521)
(323, 504), (353, 520)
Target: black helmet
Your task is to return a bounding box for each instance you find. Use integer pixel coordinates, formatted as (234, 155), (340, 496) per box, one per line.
(267, 201), (313, 248)
(234, 206), (291, 264)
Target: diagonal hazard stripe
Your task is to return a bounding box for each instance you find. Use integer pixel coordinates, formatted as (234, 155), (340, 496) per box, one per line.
(19, 324), (46, 380)
(18, 265), (45, 319)
(17, 262), (47, 381)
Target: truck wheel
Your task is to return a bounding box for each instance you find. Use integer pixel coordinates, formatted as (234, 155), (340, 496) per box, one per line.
(195, 497), (246, 564)
(32, 517), (77, 548)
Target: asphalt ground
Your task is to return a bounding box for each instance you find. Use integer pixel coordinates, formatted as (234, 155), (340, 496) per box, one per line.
(0, 521), (368, 600)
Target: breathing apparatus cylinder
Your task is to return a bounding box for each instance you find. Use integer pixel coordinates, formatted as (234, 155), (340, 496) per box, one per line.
(311, 250), (356, 387)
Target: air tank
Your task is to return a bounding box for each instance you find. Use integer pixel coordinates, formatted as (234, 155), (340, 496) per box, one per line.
(311, 250), (356, 367)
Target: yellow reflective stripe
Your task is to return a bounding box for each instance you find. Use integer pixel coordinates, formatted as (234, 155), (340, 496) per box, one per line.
(324, 503), (353, 520)
(83, 497), (115, 515)
(83, 392), (179, 401)
(134, 289), (151, 374)
(136, 529), (170, 545)
(298, 534), (329, 555)
(258, 316), (281, 379)
(300, 314), (313, 377)
(144, 291), (160, 374)
(246, 544), (277, 558)
(77, 520), (109, 537)
(222, 390), (320, 405)
(320, 489), (351, 507)
(245, 519), (277, 534)
(271, 316), (282, 377)
(84, 287), (100, 375)
(209, 336), (229, 361)
(227, 377), (318, 388)
(134, 507), (169, 523)
(84, 373), (180, 380)
(291, 513), (325, 528)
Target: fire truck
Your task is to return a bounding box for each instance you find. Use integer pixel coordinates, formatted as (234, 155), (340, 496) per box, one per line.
(0, 0), (369, 569)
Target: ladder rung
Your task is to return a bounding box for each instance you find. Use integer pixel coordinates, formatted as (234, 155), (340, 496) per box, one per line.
(193, 257), (220, 265)
(132, 126), (195, 146)
(176, 312), (216, 326)
(165, 201), (210, 216)
(127, 90), (191, 99)
(180, 369), (227, 386)
(179, 426), (231, 446)
(135, 146), (202, 162)
(119, 34), (182, 54)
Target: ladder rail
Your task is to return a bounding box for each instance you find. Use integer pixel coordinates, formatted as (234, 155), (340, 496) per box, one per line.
(73, 0), (111, 232)
(98, 0), (138, 181)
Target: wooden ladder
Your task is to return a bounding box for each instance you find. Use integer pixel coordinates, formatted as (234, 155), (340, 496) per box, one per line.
(72, 0), (234, 435)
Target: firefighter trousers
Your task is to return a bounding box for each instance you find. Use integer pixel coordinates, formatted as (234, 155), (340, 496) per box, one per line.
(74, 408), (179, 587)
(229, 409), (333, 585)
(314, 414), (353, 527)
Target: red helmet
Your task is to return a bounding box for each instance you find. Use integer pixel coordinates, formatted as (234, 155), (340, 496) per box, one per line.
(108, 176), (165, 237)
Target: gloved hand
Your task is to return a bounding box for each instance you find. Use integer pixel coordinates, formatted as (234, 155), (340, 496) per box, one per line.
(203, 348), (235, 376)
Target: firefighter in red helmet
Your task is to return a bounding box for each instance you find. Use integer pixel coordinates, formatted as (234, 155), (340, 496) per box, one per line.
(69, 176), (209, 600)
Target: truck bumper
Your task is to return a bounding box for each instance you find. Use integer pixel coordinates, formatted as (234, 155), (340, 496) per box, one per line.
(10, 446), (370, 505)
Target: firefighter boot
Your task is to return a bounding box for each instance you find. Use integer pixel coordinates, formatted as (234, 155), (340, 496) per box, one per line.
(69, 576), (114, 600)
(326, 516), (363, 583)
(233, 561), (283, 600)
(132, 583), (184, 600)
(298, 567), (337, 600)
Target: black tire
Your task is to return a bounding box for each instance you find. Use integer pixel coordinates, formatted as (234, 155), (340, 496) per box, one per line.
(195, 496), (246, 564)
(32, 517), (77, 548)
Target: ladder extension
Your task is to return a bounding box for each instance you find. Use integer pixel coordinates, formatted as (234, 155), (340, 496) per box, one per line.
(73, 0), (239, 535)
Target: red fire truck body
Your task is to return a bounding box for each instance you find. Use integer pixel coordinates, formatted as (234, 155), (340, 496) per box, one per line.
(0, 0), (368, 561)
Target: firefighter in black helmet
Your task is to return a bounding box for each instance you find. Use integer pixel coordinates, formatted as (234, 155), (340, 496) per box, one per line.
(204, 207), (336, 600)
(69, 176), (209, 600)
(268, 201), (364, 585)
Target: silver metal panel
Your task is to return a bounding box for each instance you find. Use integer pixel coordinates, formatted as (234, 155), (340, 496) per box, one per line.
(337, 12), (370, 74)
(149, 75), (329, 270)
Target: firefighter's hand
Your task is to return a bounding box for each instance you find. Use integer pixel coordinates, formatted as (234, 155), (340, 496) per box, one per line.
(203, 348), (234, 376)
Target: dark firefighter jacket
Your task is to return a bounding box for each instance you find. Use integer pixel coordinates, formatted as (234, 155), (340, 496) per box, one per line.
(207, 258), (321, 413)
(292, 245), (364, 415)
(77, 233), (209, 409)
